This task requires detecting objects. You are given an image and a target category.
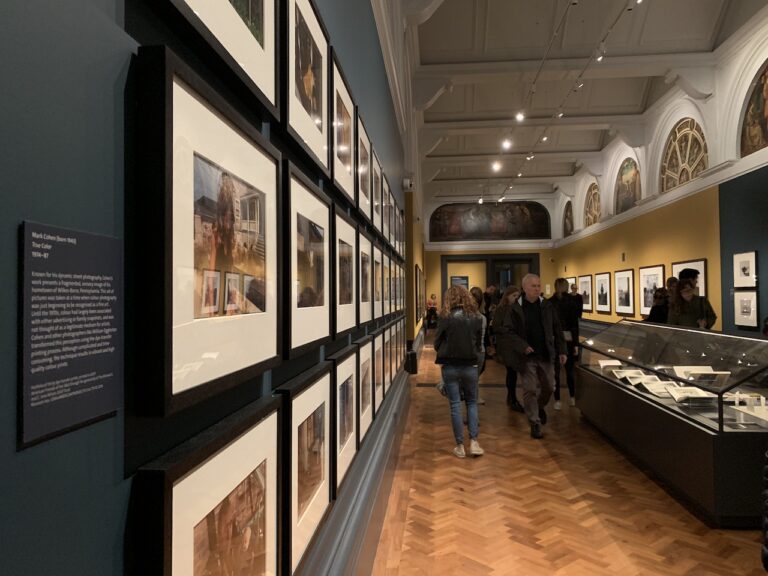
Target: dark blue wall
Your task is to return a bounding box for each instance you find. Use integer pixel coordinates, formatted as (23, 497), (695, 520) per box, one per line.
(0, 0), (402, 574)
(719, 164), (768, 338)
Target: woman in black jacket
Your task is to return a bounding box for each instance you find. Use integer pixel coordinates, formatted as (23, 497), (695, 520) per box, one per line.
(493, 285), (524, 412)
(434, 285), (485, 458)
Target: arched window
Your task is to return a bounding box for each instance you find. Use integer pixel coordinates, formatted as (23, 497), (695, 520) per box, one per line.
(741, 60), (768, 157)
(614, 158), (641, 215)
(660, 118), (708, 192)
(584, 183), (601, 227)
(563, 201), (573, 237)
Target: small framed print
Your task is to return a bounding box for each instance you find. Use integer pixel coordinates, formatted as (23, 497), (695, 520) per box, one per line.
(595, 272), (611, 313)
(383, 327), (391, 395)
(133, 46), (281, 415)
(382, 176), (391, 243)
(358, 229), (374, 325)
(373, 331), (384, 414)
(733, 251), (757, 288)
(383, 254), (391, 317)
(388, 190), (395, 247)
(133, 395), (281, 576)
(565, 276), (576, 290)
(331, 51), (355, 203)
(371, 152), (382, 234)
(373, 245), (383, 320)
(356, 114), (372, 222)
(286, 162), (331, 356)
(355, 336), (374, 444)
(286, 0), (330, 175)
(639, 265), (664, 316)
(387, 326), (395, 392)
(671, 259), (707, 297)
(165, 0), (279, 119)
(327, 346), (357, 494)
(274, 362), (332, 574)
(614, 269), (634, 316)
(578, 275), (592, 312)
(332, 205), (356, 337)
(734, 290), (759, 328)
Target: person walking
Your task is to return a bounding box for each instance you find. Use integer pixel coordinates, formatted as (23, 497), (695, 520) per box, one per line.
(470, 287), (488, 405)
(549, 278), (580, 409)
(493, 285), (524, 412)
(502, 274), (566, 439)
(668, 278), (717, 329)
(434, 285), (485, 458)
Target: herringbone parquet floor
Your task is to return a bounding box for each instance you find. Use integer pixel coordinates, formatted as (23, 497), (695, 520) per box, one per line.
(370, 338), (763, 576)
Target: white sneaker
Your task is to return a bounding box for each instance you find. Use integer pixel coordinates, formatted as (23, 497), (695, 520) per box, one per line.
(570, 398), (576, 407)
(469, 439), (484, 456)
(554, 400), (561, 410)
(453, 444), (466, 458)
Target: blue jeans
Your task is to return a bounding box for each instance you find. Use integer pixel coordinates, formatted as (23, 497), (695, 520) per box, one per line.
(441, 364), (479, 444)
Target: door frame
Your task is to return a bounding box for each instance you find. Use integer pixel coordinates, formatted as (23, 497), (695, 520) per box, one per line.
(440, 253), (540, 298)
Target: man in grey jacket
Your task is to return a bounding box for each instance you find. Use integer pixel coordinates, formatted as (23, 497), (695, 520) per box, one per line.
(502, 274), (567, 439)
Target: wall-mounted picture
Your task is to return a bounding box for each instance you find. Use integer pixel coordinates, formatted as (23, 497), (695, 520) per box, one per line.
(136, 48), (280, 414)
(374, 333), (384, 414)
(296, 404), (324, 520)
(578, 275), (592, 311)
(334, 209), (356, 335)
(735, 290), (759, 328)
(614, 269), (634, 315)
(383, 256), (391, 317)
(671, 258), (707, 297)
(450, 275), (469, 290)
(357, 116), (372, 221)
(332, 56), (354, 201)
(741, 61), (768, 157)
(133, 396), (280, 575)
(382, 176), (391, 241)
(372, 153), (382, 233)
(595, 272), (611, 313)
(288, 0), (329, 172)
(357, 337), (373, 443)
(169, 0), (277, 116)
(563, 201), (574, 237)
(383, 328), (391, 395)
(614, 157), (641, 215)
(338, 240), (353, 304)
(733, 251), (757, 288)
(373, 246), (383, 320)
(329, 348), (357, 489)
(358, 231), (373, 325)
(429, 201), (551, 242)
(639, 265), (664, 316)
(288, 166), (330, 354)
(415, 264), (424, 324)
(565, 276), (576, 291)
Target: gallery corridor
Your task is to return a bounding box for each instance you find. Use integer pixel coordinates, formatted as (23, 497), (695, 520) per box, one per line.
(370, 336), (763, 576)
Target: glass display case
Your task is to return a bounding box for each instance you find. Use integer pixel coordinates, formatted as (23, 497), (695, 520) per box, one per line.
(580, 320), (768, 433)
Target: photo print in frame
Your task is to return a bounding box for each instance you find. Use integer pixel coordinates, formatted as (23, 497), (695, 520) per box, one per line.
(373, 331), (384, 414)
(578, 275), (592, 312)
(332, 205), (357, 336)
(355, 336), (374, 444)
(356, 114), (372, 222)
(639, 265), (664, 316)
(671, 259), (707, 297)
(382, 175), (391, 243)
(371, 151), (382, 234)
(331, 52), (355, 203)
(133, 46), (281, 415)
(358, 229), (373, 325)
(614, 269), (634, 316)
(595, 272), (611, 313)
(373, 245), (383, 320)
(733, 251), (757, 289)
(734, 290), (759, 328)
(327, 346), (358, 493)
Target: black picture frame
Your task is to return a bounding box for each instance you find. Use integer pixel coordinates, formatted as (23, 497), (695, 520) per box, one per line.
(355, 112), (373, 224)
(371, 150), (382, 235)
(614, 268), (635, 316)
(354, 335), (374, 446)
(131, 46), (283, 416)
(578, 274), (593, 312)
(326, 345), (358, 498)
(330, 49), (355, 204)
(131, 394), (283, 576)
(595, 271), (611, 314)
(372, 329), (385, 415)
(357, 227), (374, 326)
(331, 203), (357, 338)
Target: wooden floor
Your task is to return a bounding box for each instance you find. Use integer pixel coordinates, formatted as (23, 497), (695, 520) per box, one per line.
(370, 338), (763, 576)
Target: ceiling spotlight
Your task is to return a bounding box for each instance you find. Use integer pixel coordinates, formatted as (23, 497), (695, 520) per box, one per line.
(577, 81), (584, 89)
(596, 53), (604, 62)
(636, 0), (643, 3)
(517, 172), (523, 178)
(515, 111), (525, 122)
(501, 138), (512, 150)
(557, 109), (564, 118)
(596, 41), (606, 62)
(542, 136), (549, 142)
(492, 161), (502, 172)
(498, 196), (505, 202)
(526, 154), (535, 161)
(478, 197), (484, 204)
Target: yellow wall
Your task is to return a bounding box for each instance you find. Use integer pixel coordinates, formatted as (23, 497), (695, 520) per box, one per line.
(446, 261), (486, 292)
(422, 186), (722, 330)
(406, 192), (425, 340)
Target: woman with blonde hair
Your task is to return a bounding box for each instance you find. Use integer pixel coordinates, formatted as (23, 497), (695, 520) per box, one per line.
(434, 285), (485, 458)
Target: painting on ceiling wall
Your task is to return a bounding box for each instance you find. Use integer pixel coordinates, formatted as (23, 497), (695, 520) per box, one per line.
(584, 183), (601, 227)
(660, 117), (708, 193)
(429, 202), (550, 242)
(563, 201), (573, 237)
(741, 61), (768, 157)
(614, 158), (641, 215)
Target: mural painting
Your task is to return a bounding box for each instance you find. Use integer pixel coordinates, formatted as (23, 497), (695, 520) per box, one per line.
(614, 158), (641, 215)
(741, 61), (768, 157)
(429, 202), (550, 242)
(563, 201), (573, 237)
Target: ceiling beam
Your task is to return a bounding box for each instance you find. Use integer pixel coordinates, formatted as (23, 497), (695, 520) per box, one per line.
(421, 114), (644, 137)
(424, 150), (602, 167)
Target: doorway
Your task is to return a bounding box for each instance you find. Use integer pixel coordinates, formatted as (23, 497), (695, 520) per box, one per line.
(440, 253), (539, 298)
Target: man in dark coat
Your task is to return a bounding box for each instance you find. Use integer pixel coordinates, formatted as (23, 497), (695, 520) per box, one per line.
(549, 278), (581, 409)
(501, 274), (567, 439)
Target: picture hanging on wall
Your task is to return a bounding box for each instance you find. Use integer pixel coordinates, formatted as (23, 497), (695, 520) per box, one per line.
(372, 152), (382, 234)
(383, 327), (391, 395)
(614, 269), (634, 316)
(638, 265), (665, 316)
(333, 206), (357, 336)
(358, 229), (373, 325)
(415, 264), (424, 324)
(327, 346), (357, 492)
(331, 52), (354, 203)
(166, 0), (278, 118)
(133, 395), (281, 576)
(671, 259), (707, 297)
(287, 0), (330, 174)
(450, 275), (469, 290)
(734, 290), (759, 328)
(373, 331), (384, 414)
(286, 163), (331, 356)
(133, 46), (281, 415)
(565, 276), (576, 292)
(733, 251), (757, 288)
(382, 176), (391, 242)
(274, 363), (331, 574)
(356, 114), (372, 222)
(595, 272), (611, 313)
(356, 336), (373, 444)
(373, 245), (383, 320)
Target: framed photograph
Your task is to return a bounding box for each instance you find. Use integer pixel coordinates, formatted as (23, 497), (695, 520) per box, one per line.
(327, 346), (357, 493)
(371, 152), (382, 234)
(734, 290), (759, 328)
(595, 272), (611, 313)
(671, 259), (707, 297)
(565, 276), (576, 290)
(356, 114), (372, 222)
(275, 363), (331, 574)
(578, 275), (592, 312)
(733, 251), (757, 288)
(639, 265), (664, 316)
(614, 269), (634, 316)
(331, 52), (355, 203)
(286, 0), (330, 174)
(166, 0), (278, 119)
(133, 46), (281, 415)
(383, 254), (391, 317)
(383, 327), (391, 395)
(286, 163), (331, 356)
(373, 245), (383, 320)
(373, 331), (384, 414)
(381, 175), (391, 242)
(450, 275), (469, 290)
(415, 264), (424, 324)
(358, 229), (373, 325)
(133, 395), (281, 576)
(333, 206), (356, 337)
(355, 336), (374, 444)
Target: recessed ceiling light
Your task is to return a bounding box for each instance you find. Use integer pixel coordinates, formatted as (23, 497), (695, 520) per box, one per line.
(542, 136), (549, 142)
(478, 197), (484, 204)
(501, 138), (512, 150)
(515, 111), (525, 122)
(517, 172), (523, 178)
(492, 161), (502, 172)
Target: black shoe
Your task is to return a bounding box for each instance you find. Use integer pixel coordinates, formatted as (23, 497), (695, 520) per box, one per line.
(538, 408), (547, 425)
(510, 401), (524, 413)
(530, 422), (543, 439)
